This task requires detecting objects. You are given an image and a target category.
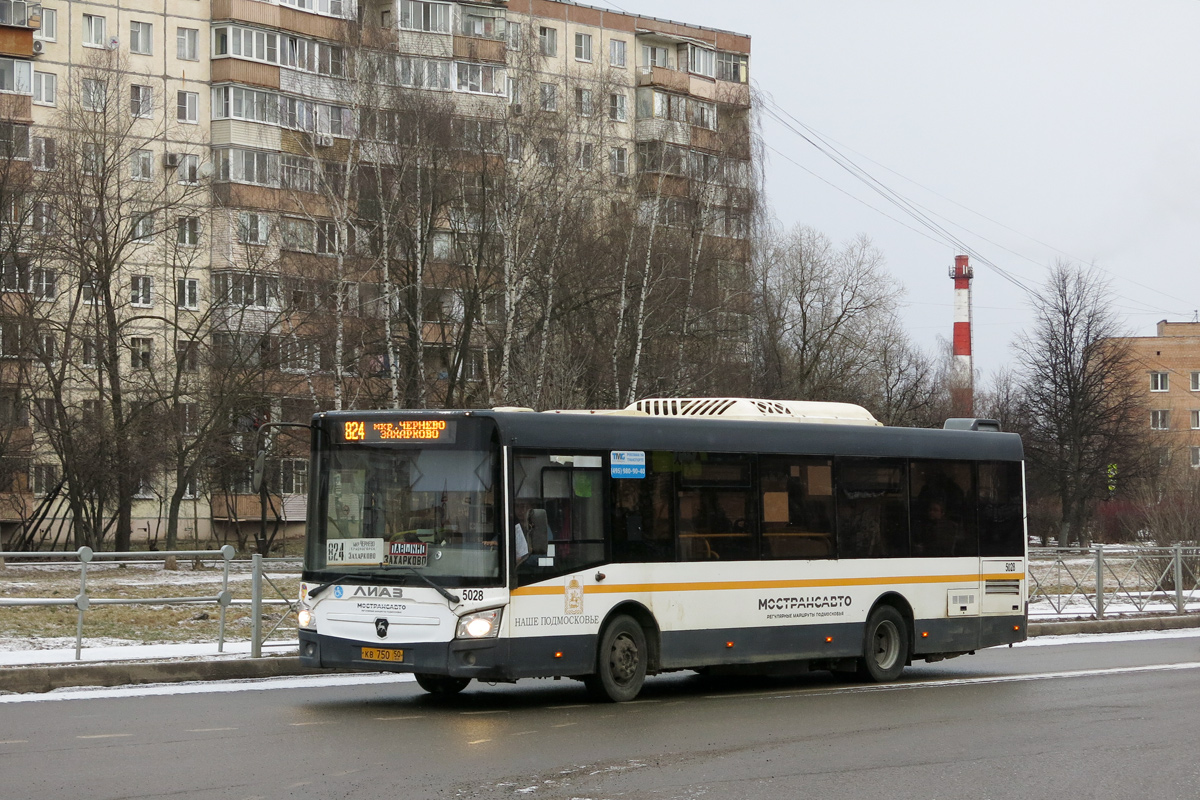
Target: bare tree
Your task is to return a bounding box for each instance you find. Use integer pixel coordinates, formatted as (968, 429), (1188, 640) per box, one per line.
(1015, 261), (1150, 545)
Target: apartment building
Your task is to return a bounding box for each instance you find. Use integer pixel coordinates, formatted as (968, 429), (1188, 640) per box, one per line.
(0, 0), (752, 549)
(1116, 320), (1200, 470)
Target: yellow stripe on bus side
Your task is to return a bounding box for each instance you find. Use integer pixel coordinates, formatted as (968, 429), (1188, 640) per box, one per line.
(510, 573), (1026, 597)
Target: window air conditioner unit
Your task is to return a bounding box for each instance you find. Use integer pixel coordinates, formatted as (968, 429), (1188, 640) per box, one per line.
(32, 40), (45, 55)
(163, 152), (180, 168)
(316, 133), (335, 148)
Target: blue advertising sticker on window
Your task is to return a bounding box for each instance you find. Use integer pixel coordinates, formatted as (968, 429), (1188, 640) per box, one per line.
(611, 450), (646, 479)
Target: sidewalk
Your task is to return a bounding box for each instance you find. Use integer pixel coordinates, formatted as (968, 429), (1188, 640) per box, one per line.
(2, 615), (1198, 695)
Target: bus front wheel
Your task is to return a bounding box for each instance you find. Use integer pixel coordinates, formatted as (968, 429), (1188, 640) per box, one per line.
(858, 605), (908, 682)
(584, 615), (647, 702)
(414, 673), (471, 695)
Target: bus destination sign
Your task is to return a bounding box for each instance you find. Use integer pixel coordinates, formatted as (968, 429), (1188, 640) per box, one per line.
(342, 419), (457, 444)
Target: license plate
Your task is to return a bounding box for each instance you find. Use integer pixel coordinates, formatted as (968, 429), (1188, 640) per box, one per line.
(361, 647), (404, 663)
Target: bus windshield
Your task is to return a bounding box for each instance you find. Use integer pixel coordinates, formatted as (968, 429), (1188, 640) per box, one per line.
(305, 417), (502, 588)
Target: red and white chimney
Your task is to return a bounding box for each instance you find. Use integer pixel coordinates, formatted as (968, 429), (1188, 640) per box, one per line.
(950, 254), (973, 416)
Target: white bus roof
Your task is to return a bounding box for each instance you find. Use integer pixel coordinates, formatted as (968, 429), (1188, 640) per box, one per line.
(625, 398), (882, 426)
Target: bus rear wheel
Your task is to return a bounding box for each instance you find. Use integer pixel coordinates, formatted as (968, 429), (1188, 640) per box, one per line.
(858, 605), (908, 682)
(414, 673), (471, 695)
(584, 615), (647, 702)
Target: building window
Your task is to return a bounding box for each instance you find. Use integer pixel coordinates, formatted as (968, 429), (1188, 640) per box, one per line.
(280, 155), (312, 191)
(177, 90), (198, 123)
(178, 402), (198, 435)
(31, 201), (54, 234)
(132, 213), (155, 242)
(0, 121), (28, 159)
(82, 78), (106, 112)
(177, 216), (200, 246)
(178, 154), (199, 184)
(1193, 447), (1200, 469)
(610, 146), (627, 175)
(216, 148), (278, 187)
(1151, 409), (1170, 430)
(0, 57), (32, 95)
(642, 44), (669, 68)
(31, 268), (55, 300)
(130, 21), (152, 55)
(455, 62), (504, 95)
(1151, 372), (1169, 392)
(31, 463), (58, 496)
(177, 27), (198, 60)
(717, 51), (749, 83)
(1192, 409), (1200, 430)
(315, 220), (339, 254)
(32, 72), (55, 106)
(130, 84), (153, 118)
(130, 337), (153, 370)
(538, 26), (556, 57)
(130, 149), (153, 180)
(536, 138), (557, 167)
(399, 0), (450, 33)
(687, 44), (715, 78)
(575, 87), (591, 116)
(1192, 371), (1200, 392)
(31, 136), (55, 170)
(539, 82), (557, 112)
(280, 458), (309, 494)
(176, 340), (199, 372)
(281, 339), (319, 373)
(507, 21), (521, 50)
(610, 39), (626, 67)
(574, 32), (592, 62)
(131, 275), (153, 306)
(238, 212), (270, 244)
(84, 14), (106, 48)
(176, 278), (199, 309)
(609, 92), (626, 122)
(82, 338), (98, 366)
(34, 7), (56, 40)
(691, 99), (716, 130)
(575, 142), (594, 170)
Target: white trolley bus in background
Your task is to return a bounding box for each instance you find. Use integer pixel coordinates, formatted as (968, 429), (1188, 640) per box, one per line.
(297, 399), (1027, 702)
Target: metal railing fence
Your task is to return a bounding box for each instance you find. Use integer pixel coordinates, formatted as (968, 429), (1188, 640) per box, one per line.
(1027, 545), (1200, 619)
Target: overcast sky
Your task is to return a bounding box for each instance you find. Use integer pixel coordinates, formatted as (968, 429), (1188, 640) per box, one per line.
(590, 0), (1200, 383)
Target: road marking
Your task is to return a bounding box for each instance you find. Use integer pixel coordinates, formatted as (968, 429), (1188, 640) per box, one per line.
(551, 722), (576, 728)
(77, 734), (133, 739)
(186, 727), (238, 733)
(705, 660), (1200, 701)
(290, 721), (337, 726)
(512, 730), (537, 736)
(547, 704), (588, 709)
(468, 738), (493, 745)
(461, 709), (509, 716)
(0, 740), (28, 744)
(375, 715), (425, 721)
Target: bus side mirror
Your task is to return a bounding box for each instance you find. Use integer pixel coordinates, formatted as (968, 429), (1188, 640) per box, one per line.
(251, 449), (266, 495)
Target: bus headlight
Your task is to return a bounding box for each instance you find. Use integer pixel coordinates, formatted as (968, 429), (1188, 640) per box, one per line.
(297, 608), (315, 629)
(456, 608), (501, 639)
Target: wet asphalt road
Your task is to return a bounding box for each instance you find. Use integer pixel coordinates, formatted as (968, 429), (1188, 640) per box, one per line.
(2, 632), (1199, 800)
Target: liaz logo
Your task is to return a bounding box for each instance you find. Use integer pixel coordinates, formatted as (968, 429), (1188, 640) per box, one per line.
(353, 586), (404, 598)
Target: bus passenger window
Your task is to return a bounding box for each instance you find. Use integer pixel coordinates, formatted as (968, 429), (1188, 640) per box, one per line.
(675, 453), (755, 562)
(759, 457), (834, 559)
(979, 461), (1024, 556)
(836, 458), (909, 559)
(611, 471), (674, 563)
(909, 460), (976, 558)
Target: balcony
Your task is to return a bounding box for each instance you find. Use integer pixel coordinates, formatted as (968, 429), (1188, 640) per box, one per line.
(637, 65), (689, 94)
(0, 0), (39, 29)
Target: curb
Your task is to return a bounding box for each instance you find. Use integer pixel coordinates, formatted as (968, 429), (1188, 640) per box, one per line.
(3, 614), (1198, 694)
(0, 656), (322, 695)
(1028, 614), (1200, 637)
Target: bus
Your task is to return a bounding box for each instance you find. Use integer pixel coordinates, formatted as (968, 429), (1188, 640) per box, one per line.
(296, 398), (1027, 702)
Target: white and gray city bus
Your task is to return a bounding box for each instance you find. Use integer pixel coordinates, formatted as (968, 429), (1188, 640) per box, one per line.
(297, 399), (1027, 701)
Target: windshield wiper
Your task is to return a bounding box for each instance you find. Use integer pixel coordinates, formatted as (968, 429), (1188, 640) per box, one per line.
(397, 566), (460, 605)
(307, 564), (460, 605)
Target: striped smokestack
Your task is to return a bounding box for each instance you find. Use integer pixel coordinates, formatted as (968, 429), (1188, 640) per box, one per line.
(950, 255), (973, 416)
